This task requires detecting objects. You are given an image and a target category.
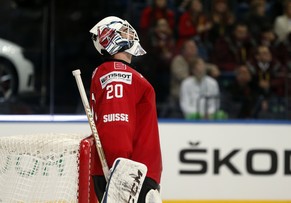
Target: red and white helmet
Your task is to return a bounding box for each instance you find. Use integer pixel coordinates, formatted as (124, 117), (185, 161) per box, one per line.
(89, 16), (146, 56)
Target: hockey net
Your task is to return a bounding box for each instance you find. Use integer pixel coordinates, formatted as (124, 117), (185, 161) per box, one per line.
(0, 133), (99, 203)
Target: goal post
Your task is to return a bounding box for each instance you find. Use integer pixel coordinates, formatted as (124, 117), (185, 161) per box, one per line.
(0, 133), (99, 203)
(79, 135), (99, 203)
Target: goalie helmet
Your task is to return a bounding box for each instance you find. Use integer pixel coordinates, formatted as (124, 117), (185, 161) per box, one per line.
(89, 16), (146, 56)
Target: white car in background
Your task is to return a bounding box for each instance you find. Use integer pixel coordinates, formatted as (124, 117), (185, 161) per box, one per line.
(0, 38), (34, 100)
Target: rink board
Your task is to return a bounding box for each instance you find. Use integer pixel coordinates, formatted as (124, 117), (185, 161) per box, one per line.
(163, 201), (291, 203)
(0, 116), (291, 202)
(159, 122), (291, 202)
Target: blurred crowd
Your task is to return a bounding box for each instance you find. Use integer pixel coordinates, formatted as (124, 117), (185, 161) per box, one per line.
(0, 0), (290, 119)
(132, 0), (291, 120)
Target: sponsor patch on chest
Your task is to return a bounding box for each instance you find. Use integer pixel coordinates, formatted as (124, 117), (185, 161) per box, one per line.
(100, 71), (132, 89)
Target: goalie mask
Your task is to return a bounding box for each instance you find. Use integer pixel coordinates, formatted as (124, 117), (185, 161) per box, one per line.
(90, 16), (146, 56)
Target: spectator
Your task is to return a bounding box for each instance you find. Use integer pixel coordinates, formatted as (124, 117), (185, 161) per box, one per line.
(139, 0), (175, 47)
(247, 45), (286, 117)
(235, 0), (280, 28)
(177, 0), (212, 49)
(274, 0), (291, 42)
(135, 0), (175, 97)
(170, 39), (197, 104)
(269, 0), (285, 21)
(149, 18), (175, 60)
(235, 0), (251, 21)
(206, 63), (221, 80)
(170, 39), (218, 104)
(257, 26), (279, 56)
(211, 22), (256, 72)
(244, 0), (273, 40)
(179, 58), (226, 120)
(249, 0), (278, 17)
(148, 18), (176, 102)
(276, 32), (291, 70)
(226, 64), (258, 118)
(208, 0), (236, 44)
(174, 0), (192, 18)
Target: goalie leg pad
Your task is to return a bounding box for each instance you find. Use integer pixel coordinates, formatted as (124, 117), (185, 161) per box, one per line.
(101, 158), (148, 203)
(145, 189), (162, 203)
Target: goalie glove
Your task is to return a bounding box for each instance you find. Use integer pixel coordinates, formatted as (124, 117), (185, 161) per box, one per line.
(101, 158), (148, 203)
(145, 189), (162, 203)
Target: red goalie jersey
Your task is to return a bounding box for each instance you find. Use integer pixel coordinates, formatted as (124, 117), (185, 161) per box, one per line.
(90, 59), (162, 184)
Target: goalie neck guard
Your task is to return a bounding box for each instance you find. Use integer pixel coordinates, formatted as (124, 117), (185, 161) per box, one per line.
(90, 16), (146, 56)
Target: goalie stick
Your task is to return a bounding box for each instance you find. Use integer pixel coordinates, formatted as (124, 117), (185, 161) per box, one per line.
(72, 69), (110, 181)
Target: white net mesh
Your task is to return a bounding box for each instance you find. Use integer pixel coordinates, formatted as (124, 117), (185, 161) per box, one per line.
(0, 133), (89, 203)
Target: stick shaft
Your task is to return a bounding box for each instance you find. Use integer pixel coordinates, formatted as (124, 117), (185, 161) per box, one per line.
(72, 69), (109, 181)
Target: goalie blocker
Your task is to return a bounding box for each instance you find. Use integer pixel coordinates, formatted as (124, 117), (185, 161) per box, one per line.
(93, 158), (161, 203)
